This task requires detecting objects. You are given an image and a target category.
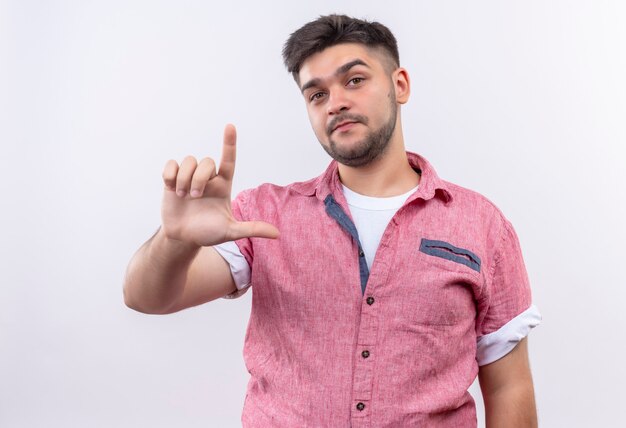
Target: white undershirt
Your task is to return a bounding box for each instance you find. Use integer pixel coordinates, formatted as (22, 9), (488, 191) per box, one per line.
(341, 184), (418, 270)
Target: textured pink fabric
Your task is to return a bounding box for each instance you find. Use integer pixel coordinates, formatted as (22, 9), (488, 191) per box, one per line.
(231, 153), (532, 427)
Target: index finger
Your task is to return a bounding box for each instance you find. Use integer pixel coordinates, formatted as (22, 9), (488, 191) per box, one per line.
(218, 123), (237, 181)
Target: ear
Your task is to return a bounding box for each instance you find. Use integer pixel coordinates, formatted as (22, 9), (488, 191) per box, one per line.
(393, 68), (410, 104)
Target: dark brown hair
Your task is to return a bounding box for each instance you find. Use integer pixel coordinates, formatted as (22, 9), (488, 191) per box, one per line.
(282, 14), (400, 82)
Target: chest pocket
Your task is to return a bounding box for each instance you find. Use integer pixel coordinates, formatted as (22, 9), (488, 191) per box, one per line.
(395, 238), (483, 327)
(419, 238), (481, 273)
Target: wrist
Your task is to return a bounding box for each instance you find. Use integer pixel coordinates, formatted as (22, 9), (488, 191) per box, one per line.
(155, 226), (202, 255)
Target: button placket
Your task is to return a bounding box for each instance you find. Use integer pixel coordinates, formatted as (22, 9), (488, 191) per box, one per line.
(352, 297), (379, 422)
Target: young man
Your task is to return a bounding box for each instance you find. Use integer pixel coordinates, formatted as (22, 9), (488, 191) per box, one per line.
(124, 15), (541, 427)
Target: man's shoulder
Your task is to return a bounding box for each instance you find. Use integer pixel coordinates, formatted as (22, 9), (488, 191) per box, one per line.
(237, 177), (317, 198)
(230, 175), (324, 224)
(236, 170), (326, 201)
(442, 179), (510, 224)
(232, 173), (321, 211)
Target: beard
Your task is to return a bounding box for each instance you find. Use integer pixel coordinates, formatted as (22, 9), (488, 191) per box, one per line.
(321, 92), (398, 167)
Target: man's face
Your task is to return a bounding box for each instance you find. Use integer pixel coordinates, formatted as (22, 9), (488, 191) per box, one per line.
(298, 43), (399, 167)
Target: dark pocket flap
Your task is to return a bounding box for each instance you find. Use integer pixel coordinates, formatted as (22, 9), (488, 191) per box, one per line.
(419, 239), (481, 273)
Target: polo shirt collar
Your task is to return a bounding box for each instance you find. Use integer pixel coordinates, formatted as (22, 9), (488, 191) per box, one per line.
(290, 152), (452, 204)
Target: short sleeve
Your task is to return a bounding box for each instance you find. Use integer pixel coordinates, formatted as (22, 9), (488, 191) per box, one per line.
(218, 190), (255, 299)
(475, 217), (541, 365)
(214, 241), (251, 299)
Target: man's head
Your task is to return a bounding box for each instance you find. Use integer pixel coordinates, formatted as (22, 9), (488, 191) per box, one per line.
(282, 15), (409, 167)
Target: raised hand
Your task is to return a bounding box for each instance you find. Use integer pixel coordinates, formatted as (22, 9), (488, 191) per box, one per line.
(160, 124), (279, 246)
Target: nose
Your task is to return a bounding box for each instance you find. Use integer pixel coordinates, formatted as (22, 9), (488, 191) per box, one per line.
(326, 87), (351, 116)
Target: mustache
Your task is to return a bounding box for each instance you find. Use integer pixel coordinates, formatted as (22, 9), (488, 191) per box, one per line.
(326, 114), (368, 136)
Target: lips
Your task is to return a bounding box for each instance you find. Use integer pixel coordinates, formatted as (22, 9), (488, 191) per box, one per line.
(327, 114), (367, 136)
(332, 121), (358, 133)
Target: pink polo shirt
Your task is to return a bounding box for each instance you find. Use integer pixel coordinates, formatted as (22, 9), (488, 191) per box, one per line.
(223, 153), (540, 427)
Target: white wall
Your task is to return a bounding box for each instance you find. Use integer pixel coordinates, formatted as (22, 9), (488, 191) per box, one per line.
(1, 1), (624, 426)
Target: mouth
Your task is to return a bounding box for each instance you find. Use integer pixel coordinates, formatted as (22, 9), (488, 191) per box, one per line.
(332, 121), (359, 133)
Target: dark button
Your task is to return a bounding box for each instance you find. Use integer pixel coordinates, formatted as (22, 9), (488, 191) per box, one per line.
(356, 402), (365, 411)
(358, 249), (365, 257)
(366, 296), (375, 305)
(361, 350), (370, 358)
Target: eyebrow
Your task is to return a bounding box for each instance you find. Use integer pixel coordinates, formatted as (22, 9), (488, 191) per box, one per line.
(300, 59), (370, 94)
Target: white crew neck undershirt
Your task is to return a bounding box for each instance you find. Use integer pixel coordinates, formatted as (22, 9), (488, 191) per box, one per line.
(341, 184), (419, 270)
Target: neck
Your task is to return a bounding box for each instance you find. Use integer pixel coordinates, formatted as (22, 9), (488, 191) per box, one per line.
(337, 132), (420, 197)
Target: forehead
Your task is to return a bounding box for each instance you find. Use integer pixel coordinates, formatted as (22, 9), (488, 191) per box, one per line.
(298, 43), (386, 84)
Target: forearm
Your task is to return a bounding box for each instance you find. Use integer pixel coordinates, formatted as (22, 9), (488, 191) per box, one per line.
(479, 338), (538, 428)
(123, 228), (200, 314)
(483, 380), (537, 428)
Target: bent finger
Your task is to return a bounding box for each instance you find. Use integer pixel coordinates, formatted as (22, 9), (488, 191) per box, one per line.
(190, 157), (217, 198)
(176, 156), (198, 197)
(162, 160), (179, 190)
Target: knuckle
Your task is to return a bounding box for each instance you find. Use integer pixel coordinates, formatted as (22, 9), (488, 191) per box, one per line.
(182, 155), (197, 165)
(163, 159), (176, 171)
(198, 158), (216, 174)
(198, 159), (217, 177)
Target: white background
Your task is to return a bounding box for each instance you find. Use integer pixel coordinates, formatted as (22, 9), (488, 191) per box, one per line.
(1, 1), (625, 427)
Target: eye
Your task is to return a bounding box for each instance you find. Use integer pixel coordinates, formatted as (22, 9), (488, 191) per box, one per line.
(309, 92), (326, 102)
(347, 77), (365, 86)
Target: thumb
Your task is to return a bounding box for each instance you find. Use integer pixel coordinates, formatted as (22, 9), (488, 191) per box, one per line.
(228, 220), (280, 240)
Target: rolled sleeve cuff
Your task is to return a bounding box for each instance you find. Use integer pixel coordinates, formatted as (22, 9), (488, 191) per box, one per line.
(476, 304), (542, 366)
(213, 241), (252, 299)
